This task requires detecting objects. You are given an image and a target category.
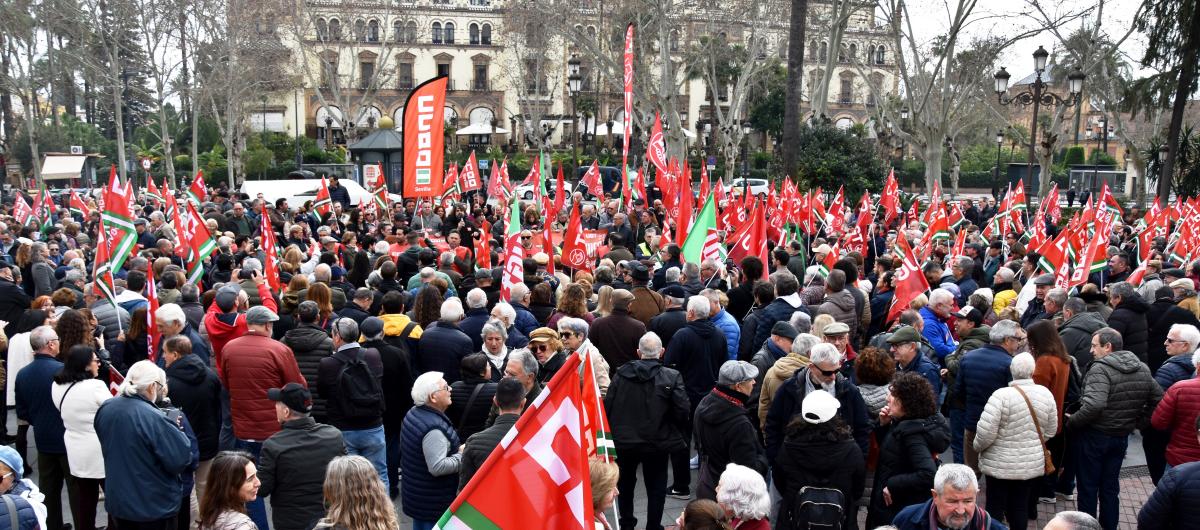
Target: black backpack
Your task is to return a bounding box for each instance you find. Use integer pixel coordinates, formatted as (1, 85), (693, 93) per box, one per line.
(334, 349), (385, 419)
(787, 486), (845, 530)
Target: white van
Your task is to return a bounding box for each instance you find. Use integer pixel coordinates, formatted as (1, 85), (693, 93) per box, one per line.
(239, 180), (400, 208)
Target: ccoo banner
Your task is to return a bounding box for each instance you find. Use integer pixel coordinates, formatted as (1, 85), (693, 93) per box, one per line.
(402, 76), (448, 198)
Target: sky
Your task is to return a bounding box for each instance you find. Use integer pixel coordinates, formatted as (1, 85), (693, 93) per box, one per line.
(899, 0), (1151, 78)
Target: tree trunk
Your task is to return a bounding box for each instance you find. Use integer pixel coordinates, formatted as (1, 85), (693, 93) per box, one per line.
(947, 139), (961, 198)
(1158, 30), (1200, 202)
(923, 143), (943, 197)
(781, 0), (808, 179)
(0, 36), (16, 151)
(157, 96), (176, 186)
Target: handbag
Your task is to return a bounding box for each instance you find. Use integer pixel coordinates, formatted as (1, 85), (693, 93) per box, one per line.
(1014, 385), (1055, 475)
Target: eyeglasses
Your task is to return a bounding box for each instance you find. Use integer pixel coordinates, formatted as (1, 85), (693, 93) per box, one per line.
(531, 344), (551, 353)
(559, 331), (574, 338)
(814, 366), (840, 377)
(1166, 337), (1188, 344)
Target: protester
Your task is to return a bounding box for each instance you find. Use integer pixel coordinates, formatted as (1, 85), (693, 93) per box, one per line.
(49, 345), (111, 530)
(891, 464), (1006, 530)
(14, 325), (73, 530)
(1137, 416), (1200, 529)
(714, 464), (770, 530)
(764, 343), (871, 461)
(590, 458), (620, 530)
(195, 451), (259, 530)
(318, 318), (388, 489)
(0, 446), (47, 530)
(958, 319), (1022, 473)
(693, 361), (768, 501)
(259, 382), (346, 530)
(866, 372), (950, 528)
(314, 455), (399, 530)
(400, 372), (461, 530)
(774, 389), (866, 530)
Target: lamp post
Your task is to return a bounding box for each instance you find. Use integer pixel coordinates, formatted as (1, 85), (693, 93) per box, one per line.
(994, 129), (1005, 194)
(1158, 144), (1170, 190)
(324, 116), (334, 150)
(994, 46), (1085, 210)
(567, 53), (582, 175)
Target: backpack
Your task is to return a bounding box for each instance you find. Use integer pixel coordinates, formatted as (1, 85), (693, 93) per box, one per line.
(787, 486), (845, 530)
(334, 349), (385, 419)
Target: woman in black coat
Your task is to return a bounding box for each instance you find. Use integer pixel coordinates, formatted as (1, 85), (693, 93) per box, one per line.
(446, 353), (498, 440)
(775, 411), (865, 530)
(865, 372), (951, 528)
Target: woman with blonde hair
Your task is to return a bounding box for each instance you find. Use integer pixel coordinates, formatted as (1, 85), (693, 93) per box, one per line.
(592, 285), (615, 319)
(810, 314), (835, 341)
(590, 458), (619, 530)
(314, 455), (398, 530)
(281, 275), (309, 315)
(548, 283), (594, 329)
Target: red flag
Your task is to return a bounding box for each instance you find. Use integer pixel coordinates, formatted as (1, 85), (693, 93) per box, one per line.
(854, 191), (874, 239)
(402, 77), (448, 198)
(488, 158), (512, 199)
(107, 369), (124, 396)
(727, 200), (766, 275)
(581, 160), (602, 197)
(562, 202), (591, 271)
(827, 186), (846, 234)
(314, 177), (333, 216)
(888, 235), (931, 324)
(675, 174), (694, 248)
(146, 178), (163, 207)
(146, 266), (160, 363)
(458, 151), (481, 192)
(187, 170), (208, 204)
(647, 111), (668, 176)
(12, 195), (35, 227)
(1036, 230), (1074, 289)
(622, 23), (635, 210)
(475, 219), (492, 270)
(553, 164), (566, 216)
(440, 354), (592, 529)
(698, 164), (711, 204)
(542, 220), (556, 276)
(68, 190), (92, 218)
(880, 169), (900, 225)
(260, 206), (282, 292)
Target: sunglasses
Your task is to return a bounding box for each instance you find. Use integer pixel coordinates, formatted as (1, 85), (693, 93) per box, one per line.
(559, 331), (574, 338)
(814, 366), (840, 377)
(531, 343), (551, 353)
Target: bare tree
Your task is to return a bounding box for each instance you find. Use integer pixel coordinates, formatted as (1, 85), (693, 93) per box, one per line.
(502, 1), (565, 151)
(806, 0), (855, 120)
(131, 0), (184, 186)
(0, 2), (44, 182)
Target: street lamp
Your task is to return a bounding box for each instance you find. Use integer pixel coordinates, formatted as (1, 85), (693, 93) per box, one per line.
(994, 129), (1006, 195)
(994, 46), (1085, 210)
(1159, 144), (1171, 190)
(567, 53), (582, 175)
(325, 116), (334, 149)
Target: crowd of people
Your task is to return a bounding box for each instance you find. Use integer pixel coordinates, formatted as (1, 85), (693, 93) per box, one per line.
(0, 177), (1195, 530)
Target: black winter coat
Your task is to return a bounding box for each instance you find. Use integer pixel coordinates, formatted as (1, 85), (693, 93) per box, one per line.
(363, 339), (414, 433)
(1138, 460), (1200, 529)
(1107, 294), (1151, 363)
(0, 278), (30, 337)
(258, 417), (346, 530)
(752, 298), (804, 353)
(458, 413), (517, 492)
(726, 282), (755, 322)
(416, 322), (475, 383)
(446, 376), (497, 440)
(764, 368), (871, 462)
(866, 414), (951, 528)
(1059, 311), (1108, 370)
(1146, 298), (1200, 373)
(693, 386), (768, 501)
(604, 359), (690, 453)
(281, 324), (334, 421)
(663, 319), (728, 406)
(775, 420), (866, 530)
(164, 354), (224, 460)
(648, 307), (687, 350)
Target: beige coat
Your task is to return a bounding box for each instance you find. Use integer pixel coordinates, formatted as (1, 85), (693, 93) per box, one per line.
(758, 353), (810, 428)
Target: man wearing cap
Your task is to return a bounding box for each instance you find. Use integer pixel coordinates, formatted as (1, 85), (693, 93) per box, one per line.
(942, 307), (991, 464)
(887, 326), (942, 395)
(591, 289), (647, 371)
(1020, 275), (1054, 330)
(692, 360), (768, 501)
(205, 269), (278, 372)
(605, 332), (689, 529)
(749, 322), (798, 429)
(259, 383), (346, 530)
(627, 262), (666, 326)
(764, 342), (870, 461)
(650, 285), (689, 348)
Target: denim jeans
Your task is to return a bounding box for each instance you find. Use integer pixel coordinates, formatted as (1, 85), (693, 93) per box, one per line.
(1073, 428), (1127, 530)
(342, 425), (389, 490)
(234, 439), (270, 530)
(411, 520), (437, 530)
(948, 408), (965, 464)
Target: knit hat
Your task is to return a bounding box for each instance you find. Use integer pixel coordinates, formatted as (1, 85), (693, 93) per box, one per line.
(0, 446), (24, 481)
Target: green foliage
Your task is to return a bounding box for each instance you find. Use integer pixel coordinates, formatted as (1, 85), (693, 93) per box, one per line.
(199, 145), (228, 177)
(791, 123), (888, 197)
(11, 114), (118, 175)
(1088, 150), (1118, 166)
(1062, 146), (1086, 166)
(747, 65), (786, 141)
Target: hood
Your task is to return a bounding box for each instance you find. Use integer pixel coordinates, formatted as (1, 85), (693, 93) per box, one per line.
(280, 291), (303, 313)
(615, 359), (663, 383)
(761, 339), (788, 362)
(1097, 350), (1144, 374)
(166, 353), (210, 385)
(824, 289), (855, 312)
(686, 318), (718, 338)
(963, 326), (991, 343)
(381, 313), (419, 338)
(1116, 294), (1151, 314)
(781, 422), (859, 473)
(695, 387), (749, 426)
(767, 354), (810, 381)
(1164, 353), (1195, 370)
(893, 413), (951, 454)
(284, 325), (331, 350)
(1061, 311), (1107, 332)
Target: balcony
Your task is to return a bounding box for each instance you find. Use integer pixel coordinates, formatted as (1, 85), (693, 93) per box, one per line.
(471, 79), (490, 91)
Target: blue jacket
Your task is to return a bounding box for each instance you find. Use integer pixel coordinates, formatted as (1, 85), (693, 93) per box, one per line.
(14, 354), (66, 454)
(899, 353), (942, 397)
(94, 394), (193, 521)
(892, 499), (1007, 530)
(1138, 461), (1200, 529)
(711, 310), (740, 360)
(1155, 354), (1195, 391)
(400, 405), (461, 522)
(509, 302), (540, 337)
(919, 306), (957, 362)
(0, 492), (39, 530)
(458, 308), (492, 351)
(955, 344), (1013, 430)
(955, 276), (979, 307)
(415, 322), (474, 384)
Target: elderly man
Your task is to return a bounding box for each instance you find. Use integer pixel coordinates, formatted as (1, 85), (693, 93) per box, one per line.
(155, 303), (211, 367)
(161, 335), (221, 508)
(15, 326), (74, 530)
(507, 283), (540, 336)
(94, 361), (193, 530)
(1068, 328), (1161, 529)
(605, 332), (689, 529)
(956, 319), (1023, 474)
(1151, 350), (1200, 482)
(891, 464), (1006, 530)
(460, 288), (492, 351)
(489, 302), (528, 349)
(699, 288), (739, 360)
(822, 322), (853, 368)
(649, 285), (688, 348)
(1105, 281), (1151, 363)
(557, 317), (611, 394)
(1045, 511), (1101, 530)
(591, 289), (647, 370)
(1020, 274), (1055, 329)
(319, 318), (388, 488)
(416, 299), (474, 383)
(888, 325), (942, 395)
(400, 372), (461, 530)
(764, 343), (870, 461)
(748, 321), (797, 433)
(1059, 297), (1108, 369)
(487, 349), (540, 424)
(627, 262), (665, 326)
(259, 383), (346, 530)
(950, 257), (979, 307)
(693, 361), (768, 501)
(920, 288), (958, 363)
(1147, 286), (1200, 374)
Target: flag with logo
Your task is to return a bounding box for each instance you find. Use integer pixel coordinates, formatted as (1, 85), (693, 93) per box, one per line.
(69, 190), (92, 218)
(581, 160), (602, 197)
(101, 167), (139, 273)
(500, 195), (524, 301)
(184, 202), (218, 284)
(562, 202), (591, 271)
(459, 151), (482, 192)
(186, 170), (207, 205)
(260, 206), (282, 292)
(402, 77), (448, 198)
(888, 235), (930, 324)
(880, 169), (900, 225)
(145, 178), (164, 207)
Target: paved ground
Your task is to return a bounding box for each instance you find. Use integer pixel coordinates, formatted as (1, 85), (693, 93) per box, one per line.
(15, 409), (1156, 530)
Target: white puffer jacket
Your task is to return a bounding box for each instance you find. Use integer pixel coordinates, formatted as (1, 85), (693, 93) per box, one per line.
(973, 378), (1059, 480)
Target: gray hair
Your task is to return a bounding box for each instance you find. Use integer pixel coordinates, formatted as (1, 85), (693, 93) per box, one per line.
(955, 256), (974, 273)
(700, 288), (723, 307)
(420, 267), (437, 280)
(687, 295), (711, 319)
(242, 257), (262, 273)
(1093, 327), (1123, 351)
(791, 334), (821, 356)
(790, 311), (812, 334)
(466, 288), (488, 309)
(30, 242), (46, 263)
(180, 283), (200, 303)
(119, 360), (167, 398)
(808, 343), (843, 366)
(1010, 352), (1036, 379)
(665, 267), (681, 283)
(1046, 511), (1100, 530)
(332, 318), (359, 343)
(149, 211), (165, 222)
(481, 319), (508, 341)
(411, 371), (445, 405)
(1046, 288), (1068, 307)
(440, 298), (465, 322)
(1063, 297), (1087, 314)
(29, 326), (57, 351)
(1108, 281), (1135, 301)
(373, 241), (390, 255)
(439, 251), (455, 267)
(64, 269), (84, 283)
(509, 283), (530, 303)
(491, 302), (516, 326)
(557, 316), (590, 338)
(1171, 323), (1200, 351)
(155, 303), (186, 326)
(313, 263), (332, 283)
(771, 270), (799, 296)
(508, 348), (539, 377)
(933, 463), (979, 495)
(715, 463), (771, 520)
(929, 288), (955, 306)
(989, 319), (1021, 344)
(683, 262), (700, 279)
(638, 332), (663, 359)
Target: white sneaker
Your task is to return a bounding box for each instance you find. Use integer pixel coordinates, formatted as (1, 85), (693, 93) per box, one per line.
(689, 455), (699, 470)
(1055, 492), (1076, 501)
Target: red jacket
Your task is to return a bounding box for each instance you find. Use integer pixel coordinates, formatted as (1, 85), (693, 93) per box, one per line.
(204, 282), (278, 377)
(220, 330), (306, 441)
(1152, 376), (1200, 466)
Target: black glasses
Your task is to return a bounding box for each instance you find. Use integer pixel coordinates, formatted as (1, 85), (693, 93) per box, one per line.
(1166, 338), (1188, 344)
(531, 344), (550, 353)
(559, 331), (574, 338)
(815, 366), (839, 377)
